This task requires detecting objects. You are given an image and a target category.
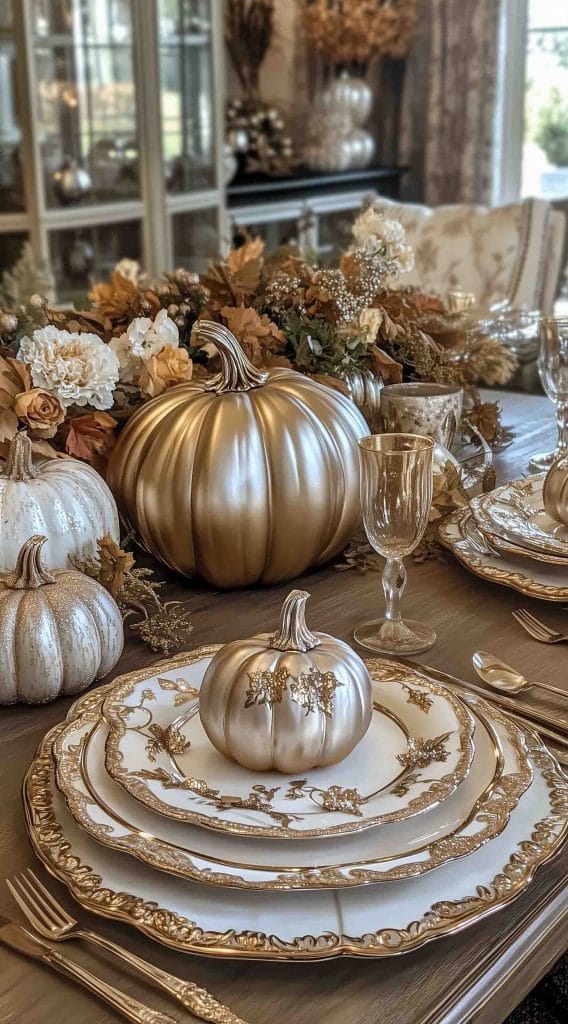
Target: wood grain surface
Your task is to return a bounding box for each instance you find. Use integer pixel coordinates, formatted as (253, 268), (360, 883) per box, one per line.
(0, 391), (567, 1024)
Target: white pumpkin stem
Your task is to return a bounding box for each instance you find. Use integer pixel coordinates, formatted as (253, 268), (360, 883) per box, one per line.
(4, 535), (56, 589)
(2, 431), (38, 481)
(193, 320), (269, 394)
(270, 590), (321, 652)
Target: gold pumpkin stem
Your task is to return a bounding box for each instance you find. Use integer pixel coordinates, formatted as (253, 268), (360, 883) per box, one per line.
(4, 536), (56, 590)
(2, 431), (38, 481)
(270, 589), (321, 652)
(193, 320), (269, 394)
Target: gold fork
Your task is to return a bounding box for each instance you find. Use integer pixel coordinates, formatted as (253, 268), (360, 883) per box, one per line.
(7, 870), (248, 1024)
(513, 608), (568, 645)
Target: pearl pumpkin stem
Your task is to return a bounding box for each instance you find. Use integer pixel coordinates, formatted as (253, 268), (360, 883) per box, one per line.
(4, 535), (56, 590)
(194, 321), (269, 394)
(2, 431), (38, 481)
(270, 589), (321, 652)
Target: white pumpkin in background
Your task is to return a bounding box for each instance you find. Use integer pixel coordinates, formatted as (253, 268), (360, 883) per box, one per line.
(0, 431), (119, 571)
(0, 535), (124, 705)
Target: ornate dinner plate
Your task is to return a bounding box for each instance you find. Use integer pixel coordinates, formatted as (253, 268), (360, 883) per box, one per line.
(474, 521), (568, 566)
(439, 509), (568, 602)
(53, 679), (531, 890)
(470, 475), (568, 558)
(102, 649), (475, 839)
(25, 690), (568, 960)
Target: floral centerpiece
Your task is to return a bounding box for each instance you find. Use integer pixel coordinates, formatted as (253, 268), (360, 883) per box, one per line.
(0, 203), (515, 468)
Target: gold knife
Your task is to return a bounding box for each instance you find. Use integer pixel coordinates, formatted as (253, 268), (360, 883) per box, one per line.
(0, 914), (177, 1024)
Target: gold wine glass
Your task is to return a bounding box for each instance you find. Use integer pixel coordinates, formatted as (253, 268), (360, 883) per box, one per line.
(354, 433), (436, 654)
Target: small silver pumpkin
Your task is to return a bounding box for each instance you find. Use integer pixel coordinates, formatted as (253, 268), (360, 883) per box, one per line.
(199, 589), (373, 773)
(0, 535), (124, 705)
(543, 456), (568, 527)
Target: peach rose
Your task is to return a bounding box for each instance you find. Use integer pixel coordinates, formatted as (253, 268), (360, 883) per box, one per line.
(139, 345), (193, 398)
(14, 388), (65, 438)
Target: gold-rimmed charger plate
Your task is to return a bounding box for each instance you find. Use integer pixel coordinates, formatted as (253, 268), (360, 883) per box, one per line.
(24, 676), (568, 960)
(52, 678), (529, 890)
(101, 649), (475, 839)
(439, 509), (568, 602)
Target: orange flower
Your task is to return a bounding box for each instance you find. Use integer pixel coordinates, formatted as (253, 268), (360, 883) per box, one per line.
(139, 345), (193, 398)
(13, 388), (65, 438)
(66, 411), (117, 462)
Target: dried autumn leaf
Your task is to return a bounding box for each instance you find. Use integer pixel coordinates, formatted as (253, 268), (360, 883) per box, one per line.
(368, 346), (403, 384)
(66, 411), (117, 462)
(221, 305), (285, 367)
(226, 237), (265, 273)
(0, 355), (31, 409)
(464, 402), (500, 445)
(97, 533), (135, 596)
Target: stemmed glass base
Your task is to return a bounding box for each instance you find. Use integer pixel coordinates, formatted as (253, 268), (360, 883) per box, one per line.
(528, 450), (558, 471)
(354, 617), (437, 655)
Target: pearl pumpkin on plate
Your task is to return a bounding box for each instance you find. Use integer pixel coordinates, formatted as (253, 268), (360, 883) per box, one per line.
(199, 589), (373, 773)
(107, 321), (367, 588)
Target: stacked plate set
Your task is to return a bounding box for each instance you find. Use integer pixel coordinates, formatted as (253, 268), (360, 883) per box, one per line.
(26, 635), (568, 962)
(439, 474), (568, 602)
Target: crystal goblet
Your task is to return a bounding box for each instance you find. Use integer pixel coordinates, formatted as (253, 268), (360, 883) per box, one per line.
(529, 317), (568, 471)
(354, 433), (436, 655)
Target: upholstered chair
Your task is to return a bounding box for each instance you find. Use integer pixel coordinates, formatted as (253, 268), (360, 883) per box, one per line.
(373, 196), (566, 314)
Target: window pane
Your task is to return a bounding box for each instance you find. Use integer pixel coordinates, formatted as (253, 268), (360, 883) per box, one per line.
(32, 0), (139, 207)
(523, 6), (568, 199)
(0, 231), (27, 275)
(158, 0), (216, 193)
(0, 0), (24, 211)
(172, 208), (218, 271)
(49, 219), (142, 303)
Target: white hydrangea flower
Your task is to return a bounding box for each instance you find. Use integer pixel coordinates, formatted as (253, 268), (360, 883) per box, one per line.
(17, 325), (119, 410)
(114, 257), (140, 282)
(352, 203), (414, 277)
(109, 308), (179, 383)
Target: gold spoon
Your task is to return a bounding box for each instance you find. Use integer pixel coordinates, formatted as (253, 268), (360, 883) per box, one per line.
(472, 651), (567, 699)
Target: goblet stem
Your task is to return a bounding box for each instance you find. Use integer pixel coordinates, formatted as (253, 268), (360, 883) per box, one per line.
(383, 557), (406, 623)
(555, 401), (568, 455)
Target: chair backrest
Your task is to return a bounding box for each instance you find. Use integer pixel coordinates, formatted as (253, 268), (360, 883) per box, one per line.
(373, 196), (566, 313)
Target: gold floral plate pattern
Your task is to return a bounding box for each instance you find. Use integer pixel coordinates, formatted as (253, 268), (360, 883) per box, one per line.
(470, 475), (568, 558)
(439, 510), (568, 602)
(24, 671), (568, 960)
(101, 649), (475, 839)
(51, 685), (530, 889)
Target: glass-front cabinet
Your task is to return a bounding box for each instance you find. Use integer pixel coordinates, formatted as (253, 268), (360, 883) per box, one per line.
(0, 0), (224, 301)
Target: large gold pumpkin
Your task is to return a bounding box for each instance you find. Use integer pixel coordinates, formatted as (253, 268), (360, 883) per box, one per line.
(107, 321), (367, 587)
(199, 589), (373, 773)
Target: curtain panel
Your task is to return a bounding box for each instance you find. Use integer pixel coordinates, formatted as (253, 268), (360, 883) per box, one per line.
(399, 0), (503, 205)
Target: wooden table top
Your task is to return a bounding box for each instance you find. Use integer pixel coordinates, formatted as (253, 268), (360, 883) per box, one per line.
(1, 390), (567, 1024)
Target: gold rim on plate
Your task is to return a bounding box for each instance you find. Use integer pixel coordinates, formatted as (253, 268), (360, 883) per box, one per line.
(100, 649), (476, 839)
(24, 690), (568, 960)
(439, 509), (568, 602)
(50, 681), (532, 890)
